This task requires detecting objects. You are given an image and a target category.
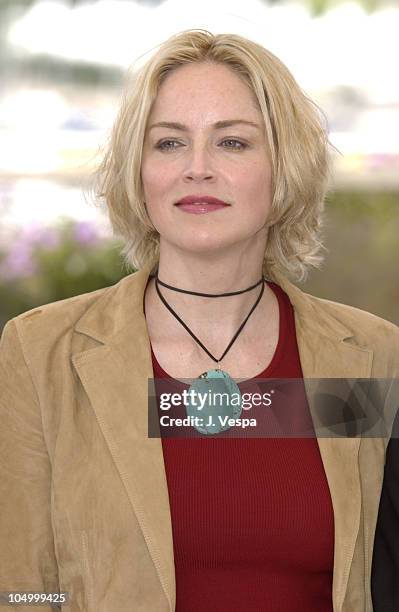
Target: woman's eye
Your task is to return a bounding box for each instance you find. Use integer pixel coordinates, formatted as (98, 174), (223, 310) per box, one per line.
(221, 139), (247, 150)
(155, 138), (248, 152)
(156, 140), (181, 151)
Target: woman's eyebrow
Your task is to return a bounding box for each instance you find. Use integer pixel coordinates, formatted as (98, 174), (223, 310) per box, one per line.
(148, 119), (261, 132)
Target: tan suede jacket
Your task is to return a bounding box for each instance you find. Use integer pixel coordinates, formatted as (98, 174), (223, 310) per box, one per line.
(1, 265), (398, 612)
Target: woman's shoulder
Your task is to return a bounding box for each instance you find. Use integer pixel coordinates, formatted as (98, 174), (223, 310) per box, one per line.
(1, 275), (129, 353)
(274, 272), (398, 341)
(293, 290), (399, 382)
(302, 291), (399, 364)
(7, 284), (111, 337)
(1, 269), (147, 358)
(308, 292), (398, 334)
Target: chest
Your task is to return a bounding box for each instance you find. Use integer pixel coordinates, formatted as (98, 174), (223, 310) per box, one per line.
(145, 287), (280, 381)
(149, 327), (279, 381)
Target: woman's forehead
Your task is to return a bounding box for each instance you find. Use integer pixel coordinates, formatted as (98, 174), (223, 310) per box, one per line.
(149, 64), (262, 124)
(157, 62), (254, 98)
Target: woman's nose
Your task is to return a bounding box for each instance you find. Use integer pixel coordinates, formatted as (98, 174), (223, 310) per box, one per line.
(182, 144), (216, 182)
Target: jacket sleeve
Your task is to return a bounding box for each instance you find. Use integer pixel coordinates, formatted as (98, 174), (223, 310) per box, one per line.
(0, 319), (61, 611)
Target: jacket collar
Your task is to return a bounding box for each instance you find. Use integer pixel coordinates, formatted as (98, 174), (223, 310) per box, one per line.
(72, 266), (373, 612)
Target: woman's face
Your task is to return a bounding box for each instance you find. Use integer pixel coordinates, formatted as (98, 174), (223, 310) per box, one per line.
(141, 62), (273, 256)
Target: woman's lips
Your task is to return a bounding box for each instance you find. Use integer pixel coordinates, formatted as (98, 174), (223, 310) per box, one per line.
(176, 202), (229, 214)
(175, 195), (230, 214)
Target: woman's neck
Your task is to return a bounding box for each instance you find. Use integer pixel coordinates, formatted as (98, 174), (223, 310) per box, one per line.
(151, 243), (269, 338)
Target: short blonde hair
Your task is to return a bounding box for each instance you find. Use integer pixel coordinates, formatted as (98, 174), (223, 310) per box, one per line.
(96, 28), (334, 282)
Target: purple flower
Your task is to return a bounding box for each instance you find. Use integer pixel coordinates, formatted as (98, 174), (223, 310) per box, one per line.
(18, 223), (61, 250)
(0, 223), (61, 281)
(37, 227), (61, 250)
(72, 221), (100, 246)
(0, 243), (38, 281)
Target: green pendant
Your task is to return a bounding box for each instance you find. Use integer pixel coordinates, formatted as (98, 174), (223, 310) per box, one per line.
(186, 369), (242, 435)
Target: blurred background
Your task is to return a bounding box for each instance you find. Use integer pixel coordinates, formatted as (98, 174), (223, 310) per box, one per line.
(0, 0), (398, 330)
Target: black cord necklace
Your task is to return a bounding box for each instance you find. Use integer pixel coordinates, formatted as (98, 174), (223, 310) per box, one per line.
(155, 275), (264, 298)
(153, 271), (266, 436)
(154, 272), (265, 364)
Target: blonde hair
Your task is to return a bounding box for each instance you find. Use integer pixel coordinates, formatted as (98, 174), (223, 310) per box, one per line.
(96, 29), (334, 282)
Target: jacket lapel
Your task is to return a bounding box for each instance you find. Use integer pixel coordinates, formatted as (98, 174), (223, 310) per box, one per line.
(71, 266), (176, 611)
(71, 267), (373, 612)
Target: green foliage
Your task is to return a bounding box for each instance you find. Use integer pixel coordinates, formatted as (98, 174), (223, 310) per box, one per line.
(0, 218), (131, 329)
(303, 191), (399, 325)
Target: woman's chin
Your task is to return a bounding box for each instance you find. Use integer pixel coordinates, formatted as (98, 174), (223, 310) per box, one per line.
(164, 236), (247, 257)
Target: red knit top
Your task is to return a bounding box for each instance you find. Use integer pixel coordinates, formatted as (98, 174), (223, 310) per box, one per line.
(149, 279), (334, 611)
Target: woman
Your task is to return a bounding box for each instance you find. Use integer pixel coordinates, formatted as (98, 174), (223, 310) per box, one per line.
(0, 29), (398, 612)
